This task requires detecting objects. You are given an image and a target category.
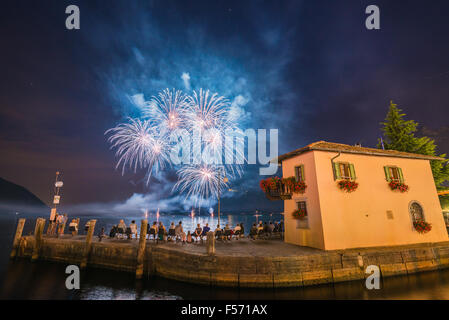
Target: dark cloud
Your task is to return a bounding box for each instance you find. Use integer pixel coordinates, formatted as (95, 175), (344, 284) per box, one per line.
(0, 0), (448, 211)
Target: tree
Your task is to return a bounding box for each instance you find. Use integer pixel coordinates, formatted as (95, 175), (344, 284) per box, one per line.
(378, 101), (449, 192)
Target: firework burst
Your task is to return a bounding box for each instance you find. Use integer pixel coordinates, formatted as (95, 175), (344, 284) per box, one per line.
(106, 118), (171, 180)
(106, 88), (247, 204)
(143, 88), (189, 133)
(174, 164), (229, 201)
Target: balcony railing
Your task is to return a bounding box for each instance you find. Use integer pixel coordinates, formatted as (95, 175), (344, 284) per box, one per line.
(264, 180), (293, 201)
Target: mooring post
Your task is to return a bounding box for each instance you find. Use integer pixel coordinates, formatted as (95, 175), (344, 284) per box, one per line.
(80, 219), (96, 269)
(61, 218), (67, 236)
(206, 231), (215, 255)
(75, 218), (80, 236)
(10, 218), (26, 259)
(31, 218), (46, 262)
(136, 219), (148, 279)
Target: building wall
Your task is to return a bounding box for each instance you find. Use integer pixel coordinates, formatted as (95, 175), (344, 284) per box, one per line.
(312, 151), (448, 250)
(282, 151), (325, 249)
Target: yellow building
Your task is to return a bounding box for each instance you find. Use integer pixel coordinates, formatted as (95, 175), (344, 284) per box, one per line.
(273, 141), (448, 250)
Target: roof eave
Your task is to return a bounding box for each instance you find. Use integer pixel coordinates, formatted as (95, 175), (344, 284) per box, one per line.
(276, 148), (445, 163)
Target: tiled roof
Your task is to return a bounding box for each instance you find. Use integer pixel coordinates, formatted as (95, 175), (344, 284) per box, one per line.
(276, 141), (445, 163)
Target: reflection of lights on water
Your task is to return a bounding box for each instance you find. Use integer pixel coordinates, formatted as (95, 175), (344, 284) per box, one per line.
(156, 208), (160, 222)
(144, 209), (148, 219)
(190, 208), (195, 218)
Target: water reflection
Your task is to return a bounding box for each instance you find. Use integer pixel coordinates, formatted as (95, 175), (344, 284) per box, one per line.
(2, 258), (449, 299)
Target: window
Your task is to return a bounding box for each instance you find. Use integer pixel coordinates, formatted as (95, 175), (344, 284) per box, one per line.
(409, 202), (424, 223)
(294, 165), (305, 182)
(384, 166), (404, 182)
(296, 201), (309, 229)
(297, 201), (308, 216)
(333, 162), (356, 180)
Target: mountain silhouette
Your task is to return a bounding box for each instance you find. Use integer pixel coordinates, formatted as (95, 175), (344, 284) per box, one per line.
(0, 177), (46, 207)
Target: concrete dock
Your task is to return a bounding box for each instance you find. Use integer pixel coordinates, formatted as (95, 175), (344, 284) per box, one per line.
(10, 218), (449, 287)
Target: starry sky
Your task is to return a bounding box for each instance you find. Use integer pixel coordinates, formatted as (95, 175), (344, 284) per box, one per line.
(1, 0), (448, 212)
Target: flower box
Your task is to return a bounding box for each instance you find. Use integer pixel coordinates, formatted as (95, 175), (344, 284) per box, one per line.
(259, 176), (307, 200)
(388, 181), (409, 192)
(292, 208), (307, 219)
(413, 220), (432, 233)
(337, 180), (358, 192)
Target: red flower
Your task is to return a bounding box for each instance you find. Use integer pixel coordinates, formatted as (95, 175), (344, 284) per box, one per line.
(413, 220), (432, 233)
(337, 180), (358, 192)
(389, 181), (409, 193)
(292, 208), (307, 219)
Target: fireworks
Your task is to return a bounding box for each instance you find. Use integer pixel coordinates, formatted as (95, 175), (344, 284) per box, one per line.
(143, 88), (189, 133)
(105, 118), (171, 180)
(174, 164), (229, 201)
(106, 88), (245, 204)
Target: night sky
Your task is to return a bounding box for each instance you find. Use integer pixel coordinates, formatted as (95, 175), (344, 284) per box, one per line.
(1, 0), (448, 212)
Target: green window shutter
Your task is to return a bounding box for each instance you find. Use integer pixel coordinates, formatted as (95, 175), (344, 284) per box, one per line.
(300, 165), (305, 181)
(333, 162), (341, 180)
(384, 166), (391, 182)
(349, 163), (356, 180)
(294, 166), (299, 182)
(398, 167), (404, 183)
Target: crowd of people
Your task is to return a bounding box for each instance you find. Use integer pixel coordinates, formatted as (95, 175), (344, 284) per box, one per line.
(50, 215), (285, 244)
(106, 220), (284, 243)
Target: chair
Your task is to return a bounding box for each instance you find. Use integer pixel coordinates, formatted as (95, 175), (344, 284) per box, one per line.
(148, 228), (156, 240)
(117, 228), (125, 239)
(168, 228), (176, 241)
(215, 229), (223, 241)
(249, 228), (257, 240)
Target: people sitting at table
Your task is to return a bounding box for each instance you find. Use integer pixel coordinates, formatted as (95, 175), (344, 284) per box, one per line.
(186, 231), (193, 243)
(117, 220), (126, 238)
(215, 224), (223, 240)
(268, 221), (275, 235)
(175, 221), (183, 242)
(157, 222), (166, 242)
(180, 228), (187, 244)
(273, 221), (280, 233)
(201, 223), (210, 242)
(193, 224), (202, 242)
(224, 224), (232, 241)
(129, 220), (137, 239)
(233, 224), (242, 240)
(239, 223), (245, 238)
(147, 221), (158, 240)
(263, 222), (269, 235)
(249, 223), (258, 240)
(168, 222), (176, 241)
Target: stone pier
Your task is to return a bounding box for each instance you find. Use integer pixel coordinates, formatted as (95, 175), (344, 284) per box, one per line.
(10, 218), (449, 288)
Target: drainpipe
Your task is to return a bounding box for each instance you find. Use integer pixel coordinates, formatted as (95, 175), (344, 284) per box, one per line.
(331, 151), (341, 180)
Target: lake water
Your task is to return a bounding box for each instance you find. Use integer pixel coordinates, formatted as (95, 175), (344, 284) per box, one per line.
(1, 209), (449, 300)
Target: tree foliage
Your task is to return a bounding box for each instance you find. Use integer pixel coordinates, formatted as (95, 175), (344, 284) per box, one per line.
(378, 101), (449, 191)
